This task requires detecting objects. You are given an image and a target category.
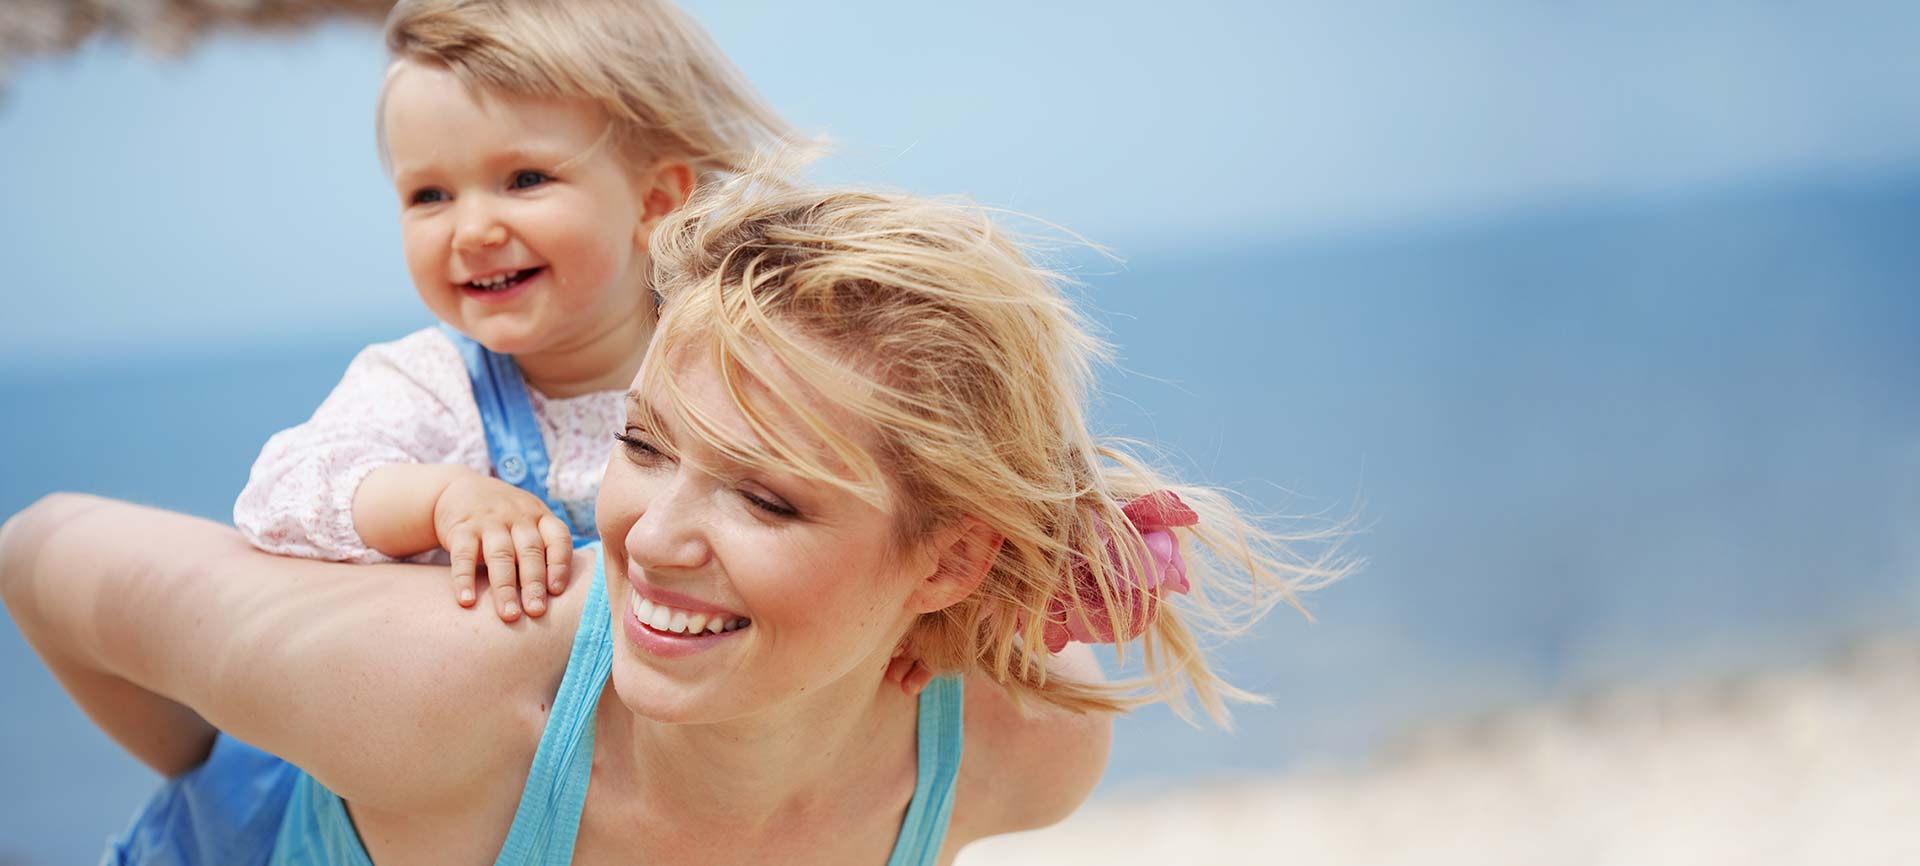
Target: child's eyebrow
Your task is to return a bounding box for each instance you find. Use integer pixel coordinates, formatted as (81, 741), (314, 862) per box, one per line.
(487, 143), (588, 170)
(388, 163), (434, 186)
(489, 147), (560, 165)
(387, 146), (573, 186)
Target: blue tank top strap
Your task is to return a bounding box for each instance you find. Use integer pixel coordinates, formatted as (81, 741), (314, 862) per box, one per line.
(491, 543), (614, 865)
(886, 675), (966, 866)
(439, 324), (598, 544)
(262, 545), (613, 866)
(490, 547), (966, 866)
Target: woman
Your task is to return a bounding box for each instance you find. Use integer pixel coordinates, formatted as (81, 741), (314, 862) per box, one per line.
(0, 173), (1335, 864)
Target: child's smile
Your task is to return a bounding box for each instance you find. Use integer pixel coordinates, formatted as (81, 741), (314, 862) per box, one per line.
(459, 265), (547, 302)
(382, 58), (654, 369)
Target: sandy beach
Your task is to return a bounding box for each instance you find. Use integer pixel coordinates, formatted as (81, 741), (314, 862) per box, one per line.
(957, 634), (1920, 865)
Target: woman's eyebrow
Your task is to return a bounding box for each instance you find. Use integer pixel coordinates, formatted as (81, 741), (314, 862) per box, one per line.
(624, 391), (667, 433)
(624, 390), (787, 482)
(624, 392), (697, 455)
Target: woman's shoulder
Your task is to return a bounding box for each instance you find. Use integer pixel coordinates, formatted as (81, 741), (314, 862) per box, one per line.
(272, 549), (598, 812)
(953, 645), (1114, 842)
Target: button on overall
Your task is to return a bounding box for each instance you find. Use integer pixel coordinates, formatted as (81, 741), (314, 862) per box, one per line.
(441, 325), (598, 544)
(497, 453), (529, 484)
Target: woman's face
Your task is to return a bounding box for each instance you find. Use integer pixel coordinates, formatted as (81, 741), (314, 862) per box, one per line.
(596, 343), (937, 724)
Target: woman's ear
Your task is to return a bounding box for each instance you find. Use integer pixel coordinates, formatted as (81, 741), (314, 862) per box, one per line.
(634, 160), (697, 250)
(906, 518), (1004, 615)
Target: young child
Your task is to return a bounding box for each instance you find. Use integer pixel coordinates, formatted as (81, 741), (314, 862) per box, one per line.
(234, 0), (799, 622)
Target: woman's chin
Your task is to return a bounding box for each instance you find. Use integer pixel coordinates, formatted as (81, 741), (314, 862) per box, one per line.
(607, 656), (731, 725)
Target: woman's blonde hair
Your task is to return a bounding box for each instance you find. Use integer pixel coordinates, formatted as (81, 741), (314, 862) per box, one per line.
(378, 0), (801, 176)
(643, 169), (1349, 724)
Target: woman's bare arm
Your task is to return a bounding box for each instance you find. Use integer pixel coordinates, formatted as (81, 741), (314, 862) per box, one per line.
(0, 493), (579, 809)
(949, 642), (1114, 857)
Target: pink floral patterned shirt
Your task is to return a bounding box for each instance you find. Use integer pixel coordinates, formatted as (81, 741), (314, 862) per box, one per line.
(234, 327), (624, 563)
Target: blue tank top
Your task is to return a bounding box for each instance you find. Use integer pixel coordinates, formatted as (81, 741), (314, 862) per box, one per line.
(440, 326), (598, 541)
(105, 547), (966, 866)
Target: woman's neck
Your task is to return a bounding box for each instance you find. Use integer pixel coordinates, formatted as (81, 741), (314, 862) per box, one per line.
(513, 307), (655, 399)
(596, 653), (920, 841)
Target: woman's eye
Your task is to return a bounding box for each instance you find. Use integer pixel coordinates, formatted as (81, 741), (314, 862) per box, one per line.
(408, 187), (449, 206)
(510, 170), (551, 190)
(741, 489), (798, 518)
(614, 431), (667, 463)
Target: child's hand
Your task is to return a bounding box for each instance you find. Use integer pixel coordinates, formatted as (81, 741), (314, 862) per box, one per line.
(433, 474), (573, 622)
(884, 638), (935, 697)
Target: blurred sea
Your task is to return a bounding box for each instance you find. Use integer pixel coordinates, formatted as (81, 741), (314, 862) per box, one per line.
(4, 172), (1918, 863)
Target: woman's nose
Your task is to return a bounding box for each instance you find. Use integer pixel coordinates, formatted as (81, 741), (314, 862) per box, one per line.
(622, 475), (711, 571)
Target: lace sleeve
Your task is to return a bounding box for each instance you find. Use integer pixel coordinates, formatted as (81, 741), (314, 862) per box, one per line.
(233, 329), (487, 562)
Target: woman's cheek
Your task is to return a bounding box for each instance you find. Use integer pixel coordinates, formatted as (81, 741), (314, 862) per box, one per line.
(595, 461), (644, 548)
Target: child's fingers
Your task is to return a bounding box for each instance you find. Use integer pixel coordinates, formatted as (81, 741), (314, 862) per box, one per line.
(903, 662), (935, 697)
(482, 526), (522, 622)
(883, 656), (914, 686)
(536, 515), (572, 595)
(511, 522), (548, 617)
(447, 533), (480, 607)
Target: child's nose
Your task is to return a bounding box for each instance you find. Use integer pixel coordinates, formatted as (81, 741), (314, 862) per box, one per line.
(452, 202), (509, 251)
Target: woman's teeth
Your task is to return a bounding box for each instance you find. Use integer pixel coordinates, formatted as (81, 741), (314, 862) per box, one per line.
(631, 593), (749, 636)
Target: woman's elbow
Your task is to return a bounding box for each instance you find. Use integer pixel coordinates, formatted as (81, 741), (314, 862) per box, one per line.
(0, 492), (95, 609)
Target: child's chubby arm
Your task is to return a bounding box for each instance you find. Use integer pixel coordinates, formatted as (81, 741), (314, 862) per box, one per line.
(354, 464), (574, 621)
(0, 495), (577, 810)
(234, 329), (487, 565)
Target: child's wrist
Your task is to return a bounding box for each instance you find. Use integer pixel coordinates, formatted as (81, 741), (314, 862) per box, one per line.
(356, 463), (481, 557)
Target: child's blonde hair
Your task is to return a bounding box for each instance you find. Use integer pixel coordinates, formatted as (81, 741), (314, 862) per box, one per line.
(642, 169), (1350, 724)
(378, 0), (801, 176)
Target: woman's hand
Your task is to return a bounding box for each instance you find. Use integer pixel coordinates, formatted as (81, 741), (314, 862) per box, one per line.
(433, 474), (573, 621)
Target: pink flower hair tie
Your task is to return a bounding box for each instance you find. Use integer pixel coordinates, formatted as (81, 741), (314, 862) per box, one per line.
(1043, 491), (1200, 653)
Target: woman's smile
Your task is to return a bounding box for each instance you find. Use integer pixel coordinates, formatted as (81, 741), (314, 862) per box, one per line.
(621, 573), (753, 659)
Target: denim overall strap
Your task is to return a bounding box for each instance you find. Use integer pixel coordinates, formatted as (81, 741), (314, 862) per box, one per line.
(439, 326), (597, 543)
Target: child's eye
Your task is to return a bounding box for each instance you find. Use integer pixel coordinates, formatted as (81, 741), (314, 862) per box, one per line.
(510, 170), (552, 190)
(408, 187), (449, 206)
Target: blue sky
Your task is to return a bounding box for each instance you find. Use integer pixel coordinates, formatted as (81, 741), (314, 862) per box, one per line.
(3, 0), (1919, 370)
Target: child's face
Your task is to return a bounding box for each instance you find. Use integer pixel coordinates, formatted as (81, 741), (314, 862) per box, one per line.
(383, 60), (653, 356)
